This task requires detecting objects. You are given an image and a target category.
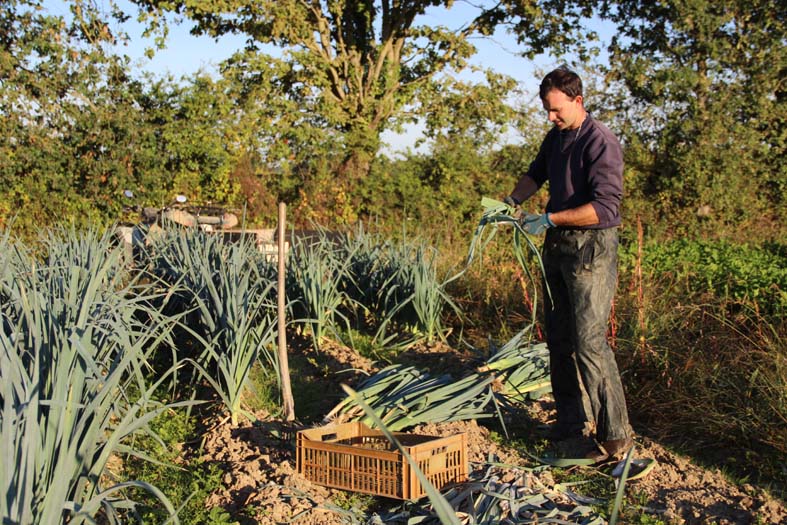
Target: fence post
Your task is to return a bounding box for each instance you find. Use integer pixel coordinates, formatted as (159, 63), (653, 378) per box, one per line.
(278, 202), (295, 421)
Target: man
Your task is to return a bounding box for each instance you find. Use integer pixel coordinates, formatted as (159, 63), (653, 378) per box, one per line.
(505, 66), (633, 462)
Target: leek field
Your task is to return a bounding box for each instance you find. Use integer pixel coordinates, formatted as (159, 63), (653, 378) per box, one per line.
(1, 218), (785, 523)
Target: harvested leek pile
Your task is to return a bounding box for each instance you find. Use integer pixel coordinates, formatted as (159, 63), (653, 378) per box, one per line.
(480, 329), (551, 405)
(326, 364), (496, 430)
(326, 327), (550, 432)
(366, 459), (613, 524)
(438, 466), (608, 525)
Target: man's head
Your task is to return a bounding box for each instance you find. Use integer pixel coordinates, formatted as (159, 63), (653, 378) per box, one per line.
(539, 67), (586, 131)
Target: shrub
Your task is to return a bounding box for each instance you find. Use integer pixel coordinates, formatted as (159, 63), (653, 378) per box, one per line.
(623, 238), (787, 316)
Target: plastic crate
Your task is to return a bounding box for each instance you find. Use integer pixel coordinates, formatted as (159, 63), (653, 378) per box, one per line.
(296, 421), (468, 500)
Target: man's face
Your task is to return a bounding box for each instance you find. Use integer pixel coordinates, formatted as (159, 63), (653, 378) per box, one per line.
(542, 89), (584, 130)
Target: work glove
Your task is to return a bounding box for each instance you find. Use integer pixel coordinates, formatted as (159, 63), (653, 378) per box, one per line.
(520, 213), (555, 235)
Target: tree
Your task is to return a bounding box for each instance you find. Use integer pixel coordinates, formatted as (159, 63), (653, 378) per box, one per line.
(136, 73), (243, 206)
(0, 1), (248, 234)
(0, 0), (139, 232)
(128, 0), (594, 199)
(596, 0), (787, 239)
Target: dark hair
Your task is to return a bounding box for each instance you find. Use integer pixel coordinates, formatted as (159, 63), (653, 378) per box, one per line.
(539, 66), (583, 101)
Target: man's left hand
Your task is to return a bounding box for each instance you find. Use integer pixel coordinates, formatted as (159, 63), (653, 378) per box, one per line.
(520, 213), (555, 235)
(502, 195), (519, 209)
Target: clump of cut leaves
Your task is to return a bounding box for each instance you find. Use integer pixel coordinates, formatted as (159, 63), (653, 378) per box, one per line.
(479, 328), (552, 405)
(465, 197), (549, 329)
(327, 364), (496, 431)
(327, 327), (550, 434)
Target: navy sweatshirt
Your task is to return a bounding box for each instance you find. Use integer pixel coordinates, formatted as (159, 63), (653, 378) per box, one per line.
(512, 114), (623, 229)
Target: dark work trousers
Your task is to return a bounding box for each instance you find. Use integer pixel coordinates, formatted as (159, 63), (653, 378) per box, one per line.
(542, 227), (632, 442)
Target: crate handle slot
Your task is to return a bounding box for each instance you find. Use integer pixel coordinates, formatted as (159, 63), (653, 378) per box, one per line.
(321, 433), (338, 441)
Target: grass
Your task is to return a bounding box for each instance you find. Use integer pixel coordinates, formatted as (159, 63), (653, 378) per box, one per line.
(614, 288), (787, 497)
(340, 326), (401, 363)
(330, 490), (377, 513)
(124, 408), (237, 525)
(284, 341), (347, 423)
(241, 361), (282, 416)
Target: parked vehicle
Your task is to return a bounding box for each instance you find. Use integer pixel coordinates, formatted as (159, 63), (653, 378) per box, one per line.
(115, 190), (239, 265)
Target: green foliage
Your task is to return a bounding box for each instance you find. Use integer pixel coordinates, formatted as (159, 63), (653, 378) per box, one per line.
(359, 139), (519, 241)
(0, 1), (135, 234)
(417, 71), (521, 149)
(341, 327), (400, 363)
(0, 2), (246, 237)
(3, 0), (785, 246)
(242, 361), (281, 415)
(597, 0), (787, 240)
(139, 74), (243, 206)
(613, 237), (787, 492)
(330, 490), (376, 514)
(126, 409), (238, 525)
(635, 239), (787, 315)
(128, 0), (593, 193)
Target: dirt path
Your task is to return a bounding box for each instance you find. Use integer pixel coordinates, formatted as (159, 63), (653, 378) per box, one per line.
(197, 340), (787, 524)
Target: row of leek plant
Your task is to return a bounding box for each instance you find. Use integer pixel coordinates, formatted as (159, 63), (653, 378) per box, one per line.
(289, 225), (461, 350)
(122, 215), (480, 428)
(141, 228), (278, 425)
(0, 227), (193, 524)
(132, 223), (460, 424)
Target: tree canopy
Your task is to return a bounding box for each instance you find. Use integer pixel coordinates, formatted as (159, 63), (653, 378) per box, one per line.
(0, 0), (784, 240)
(128, 0), (592, 182)
(598, 0), (787, 236)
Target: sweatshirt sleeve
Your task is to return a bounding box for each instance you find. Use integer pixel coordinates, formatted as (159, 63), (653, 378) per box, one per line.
(585, 131), (623, 226)
(511, 132), (551, 203)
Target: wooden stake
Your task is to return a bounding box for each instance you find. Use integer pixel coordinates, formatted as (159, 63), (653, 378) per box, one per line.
(278, 202), (295, 421)
(636, 214), (647, 363)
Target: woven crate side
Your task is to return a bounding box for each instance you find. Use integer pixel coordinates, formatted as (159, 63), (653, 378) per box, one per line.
(404, 432), (468, 500)
(298, 436), (406, 498)
(297, 423), (468, 500)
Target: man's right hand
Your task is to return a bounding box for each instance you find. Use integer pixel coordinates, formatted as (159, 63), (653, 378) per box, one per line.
(519, 213), (555, 235)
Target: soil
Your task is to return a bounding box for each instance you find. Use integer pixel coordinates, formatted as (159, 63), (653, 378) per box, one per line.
(196, 338), (787, 525)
